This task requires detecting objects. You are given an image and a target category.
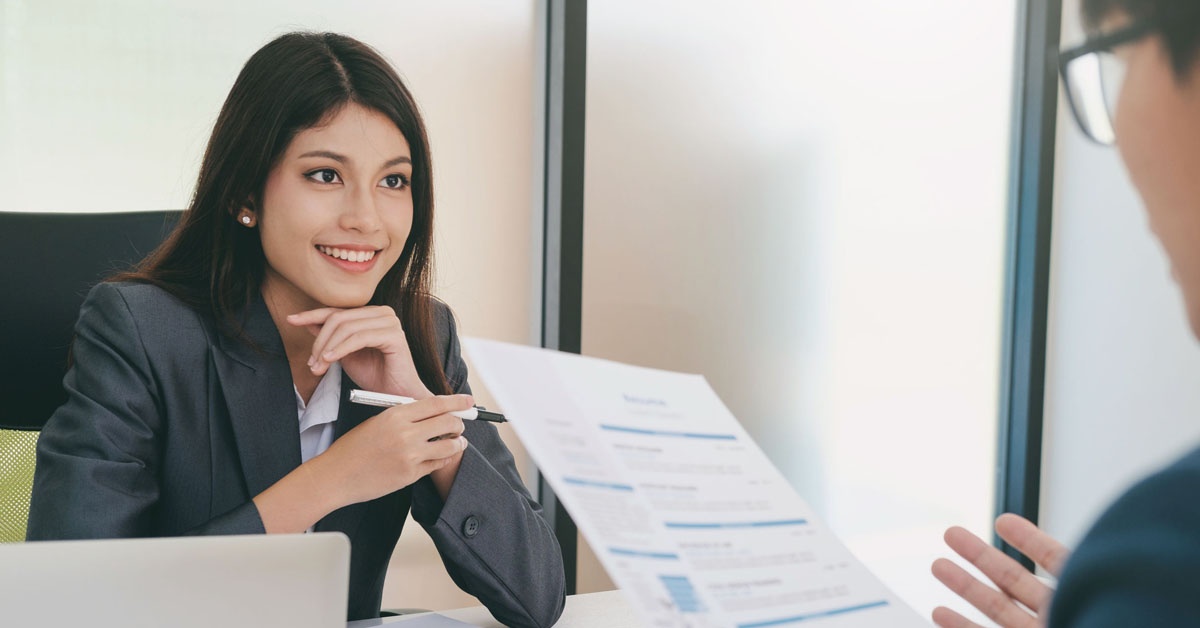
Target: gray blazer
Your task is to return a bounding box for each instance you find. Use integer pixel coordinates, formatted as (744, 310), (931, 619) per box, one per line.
(27, 281), (566, 627)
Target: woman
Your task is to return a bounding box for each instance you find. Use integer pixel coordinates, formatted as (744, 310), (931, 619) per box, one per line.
(26, 32), (566, 627)
(932, 0), (1200, 626)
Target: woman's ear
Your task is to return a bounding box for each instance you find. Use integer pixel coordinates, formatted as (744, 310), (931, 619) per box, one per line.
(236, 199), (258, 228)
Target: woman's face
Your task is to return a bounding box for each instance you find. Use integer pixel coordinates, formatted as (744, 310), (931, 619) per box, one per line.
(256, 103), (414, 313)
(1112, 25), (1200, 337)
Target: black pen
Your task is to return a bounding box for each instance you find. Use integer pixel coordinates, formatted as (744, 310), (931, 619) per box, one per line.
(349, 389), (507, 423)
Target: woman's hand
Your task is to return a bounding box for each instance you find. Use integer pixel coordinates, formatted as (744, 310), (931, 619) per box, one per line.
(310, 394), (470, 508)
(931, 514), (1070, 628)
(287, 306), (432, 399)
(254, 395), (472, 533)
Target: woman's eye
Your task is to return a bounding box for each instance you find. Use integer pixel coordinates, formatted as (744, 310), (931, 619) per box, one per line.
(380, 173), (410, 190)
(305, 169), (340, 184)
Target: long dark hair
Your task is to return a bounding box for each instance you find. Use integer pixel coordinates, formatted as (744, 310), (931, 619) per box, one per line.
(117, 32), (450, 394)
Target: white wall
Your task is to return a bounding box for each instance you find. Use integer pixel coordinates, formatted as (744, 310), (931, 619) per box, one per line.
(580, 0), (1016, 618)
(1040, 0), (1200, 549)
(1, 0), (541, 611)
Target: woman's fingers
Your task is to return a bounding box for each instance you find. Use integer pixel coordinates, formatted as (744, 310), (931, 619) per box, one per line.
(425, 435), (469, 462)
(286, 307), (340, 327)
(417, 413), (465, 444)
(318, 396), (475, 506)
(419, 444), (465, 476)
(313, 313), (401, 362)
(931, 558), (1040, 628)
(310, 308), (397, 363)
(286, 306), (400, 364)
(943, 526), (1052, 613)
(381, 396), (473, 440)
(315, 325), (403, 370)
(403, 394), (474, 419)
(995, 514), (1070, 578)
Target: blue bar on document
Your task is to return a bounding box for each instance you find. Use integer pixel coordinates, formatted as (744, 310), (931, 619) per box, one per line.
(659, 575), (706, 613)
(562, 477), (635, 491)
(736, 600), (891, 627)
(599, 424), (737, 440)
(607, 548), (680, 560)
(662, 519), (808, 529)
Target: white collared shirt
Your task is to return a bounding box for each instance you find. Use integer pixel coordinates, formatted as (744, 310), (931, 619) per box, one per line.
(295, 363), (341, 534)
(295, 362), (341, 466)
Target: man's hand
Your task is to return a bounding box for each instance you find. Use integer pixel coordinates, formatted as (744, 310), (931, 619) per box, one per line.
(931, 514), (1070, 627)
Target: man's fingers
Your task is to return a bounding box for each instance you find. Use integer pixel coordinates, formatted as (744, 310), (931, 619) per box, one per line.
(931, 558), (1039, 628)
(932, 605), (986, 628)
(996, 513), (1070, 577)
(943, 526), (1050, 612)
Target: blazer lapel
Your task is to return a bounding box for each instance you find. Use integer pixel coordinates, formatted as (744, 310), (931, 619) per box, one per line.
(211, 293), (303, 499)
(313, 372), (386, 537)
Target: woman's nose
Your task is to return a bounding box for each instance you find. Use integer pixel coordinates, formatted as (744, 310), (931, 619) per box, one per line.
(339, 184), (383, 232)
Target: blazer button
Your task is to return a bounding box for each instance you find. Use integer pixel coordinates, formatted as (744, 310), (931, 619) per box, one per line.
(463, 515), (480, 538)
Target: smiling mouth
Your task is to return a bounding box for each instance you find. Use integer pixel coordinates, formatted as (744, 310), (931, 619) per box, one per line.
(316, 245), (379, 263)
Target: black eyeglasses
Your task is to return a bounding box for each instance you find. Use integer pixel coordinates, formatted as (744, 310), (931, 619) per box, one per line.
(1058, 19), (1159, 145)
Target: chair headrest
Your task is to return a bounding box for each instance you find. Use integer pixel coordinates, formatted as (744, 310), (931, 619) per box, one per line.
(0, 211), (182, 430)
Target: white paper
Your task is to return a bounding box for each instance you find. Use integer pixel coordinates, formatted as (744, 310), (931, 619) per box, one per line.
(463, 338), (929, 628)
(345, 613), (476, 627)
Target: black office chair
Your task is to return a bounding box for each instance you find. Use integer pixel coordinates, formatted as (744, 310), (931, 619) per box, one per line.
(0, 211), (181, 542)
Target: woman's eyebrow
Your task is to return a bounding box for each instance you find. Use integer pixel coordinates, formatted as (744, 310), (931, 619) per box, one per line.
(298, 150), (349, 163)
(381, 156), (412, 169)
(297, 150), (410, 169)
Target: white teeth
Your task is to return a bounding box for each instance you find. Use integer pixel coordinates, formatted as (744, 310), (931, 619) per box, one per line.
(318, 245), (376, 263)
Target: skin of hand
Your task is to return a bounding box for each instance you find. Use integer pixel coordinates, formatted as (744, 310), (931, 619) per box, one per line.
(287, 305), (434, 399)
(930, 513), (1071, 628)
(254, 394), (471, 533)
(312, 394), (469, 505)
(287, 305), (467, 499)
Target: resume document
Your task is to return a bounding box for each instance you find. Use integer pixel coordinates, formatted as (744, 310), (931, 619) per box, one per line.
(463, 339), (927, 628)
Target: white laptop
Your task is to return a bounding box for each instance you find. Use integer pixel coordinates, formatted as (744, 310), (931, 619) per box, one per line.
(0, 532), (350, 628)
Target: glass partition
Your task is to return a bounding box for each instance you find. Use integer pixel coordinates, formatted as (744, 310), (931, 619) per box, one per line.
(581, 0), (1017, 615)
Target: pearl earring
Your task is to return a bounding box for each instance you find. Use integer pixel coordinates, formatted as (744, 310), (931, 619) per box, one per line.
(241, 215), (252, 225)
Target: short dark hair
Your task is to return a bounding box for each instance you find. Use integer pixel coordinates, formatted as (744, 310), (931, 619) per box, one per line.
(118, 32), (451, 394)
(1083, 0), (1200, 75)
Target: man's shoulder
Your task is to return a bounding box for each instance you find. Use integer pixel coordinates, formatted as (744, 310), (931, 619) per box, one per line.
(1111, 445), (1200, 518)
(1049, 444), (1200, 626)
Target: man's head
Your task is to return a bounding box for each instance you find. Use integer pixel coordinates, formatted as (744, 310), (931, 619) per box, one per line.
(1080, 0), (1200, 337)
(1083, 0), (1200, 74)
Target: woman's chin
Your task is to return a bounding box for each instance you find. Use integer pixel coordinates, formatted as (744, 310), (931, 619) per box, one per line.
(314, 290), (376, 310)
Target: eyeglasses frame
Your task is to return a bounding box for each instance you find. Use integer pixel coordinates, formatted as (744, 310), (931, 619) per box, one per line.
(1057, 19), (1159, 144)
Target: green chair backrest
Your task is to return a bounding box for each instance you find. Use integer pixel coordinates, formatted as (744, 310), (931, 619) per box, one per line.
(0, 429), (39, 543)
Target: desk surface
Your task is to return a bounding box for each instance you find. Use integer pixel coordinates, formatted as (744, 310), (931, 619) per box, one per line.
(354, 590), (639, 628)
